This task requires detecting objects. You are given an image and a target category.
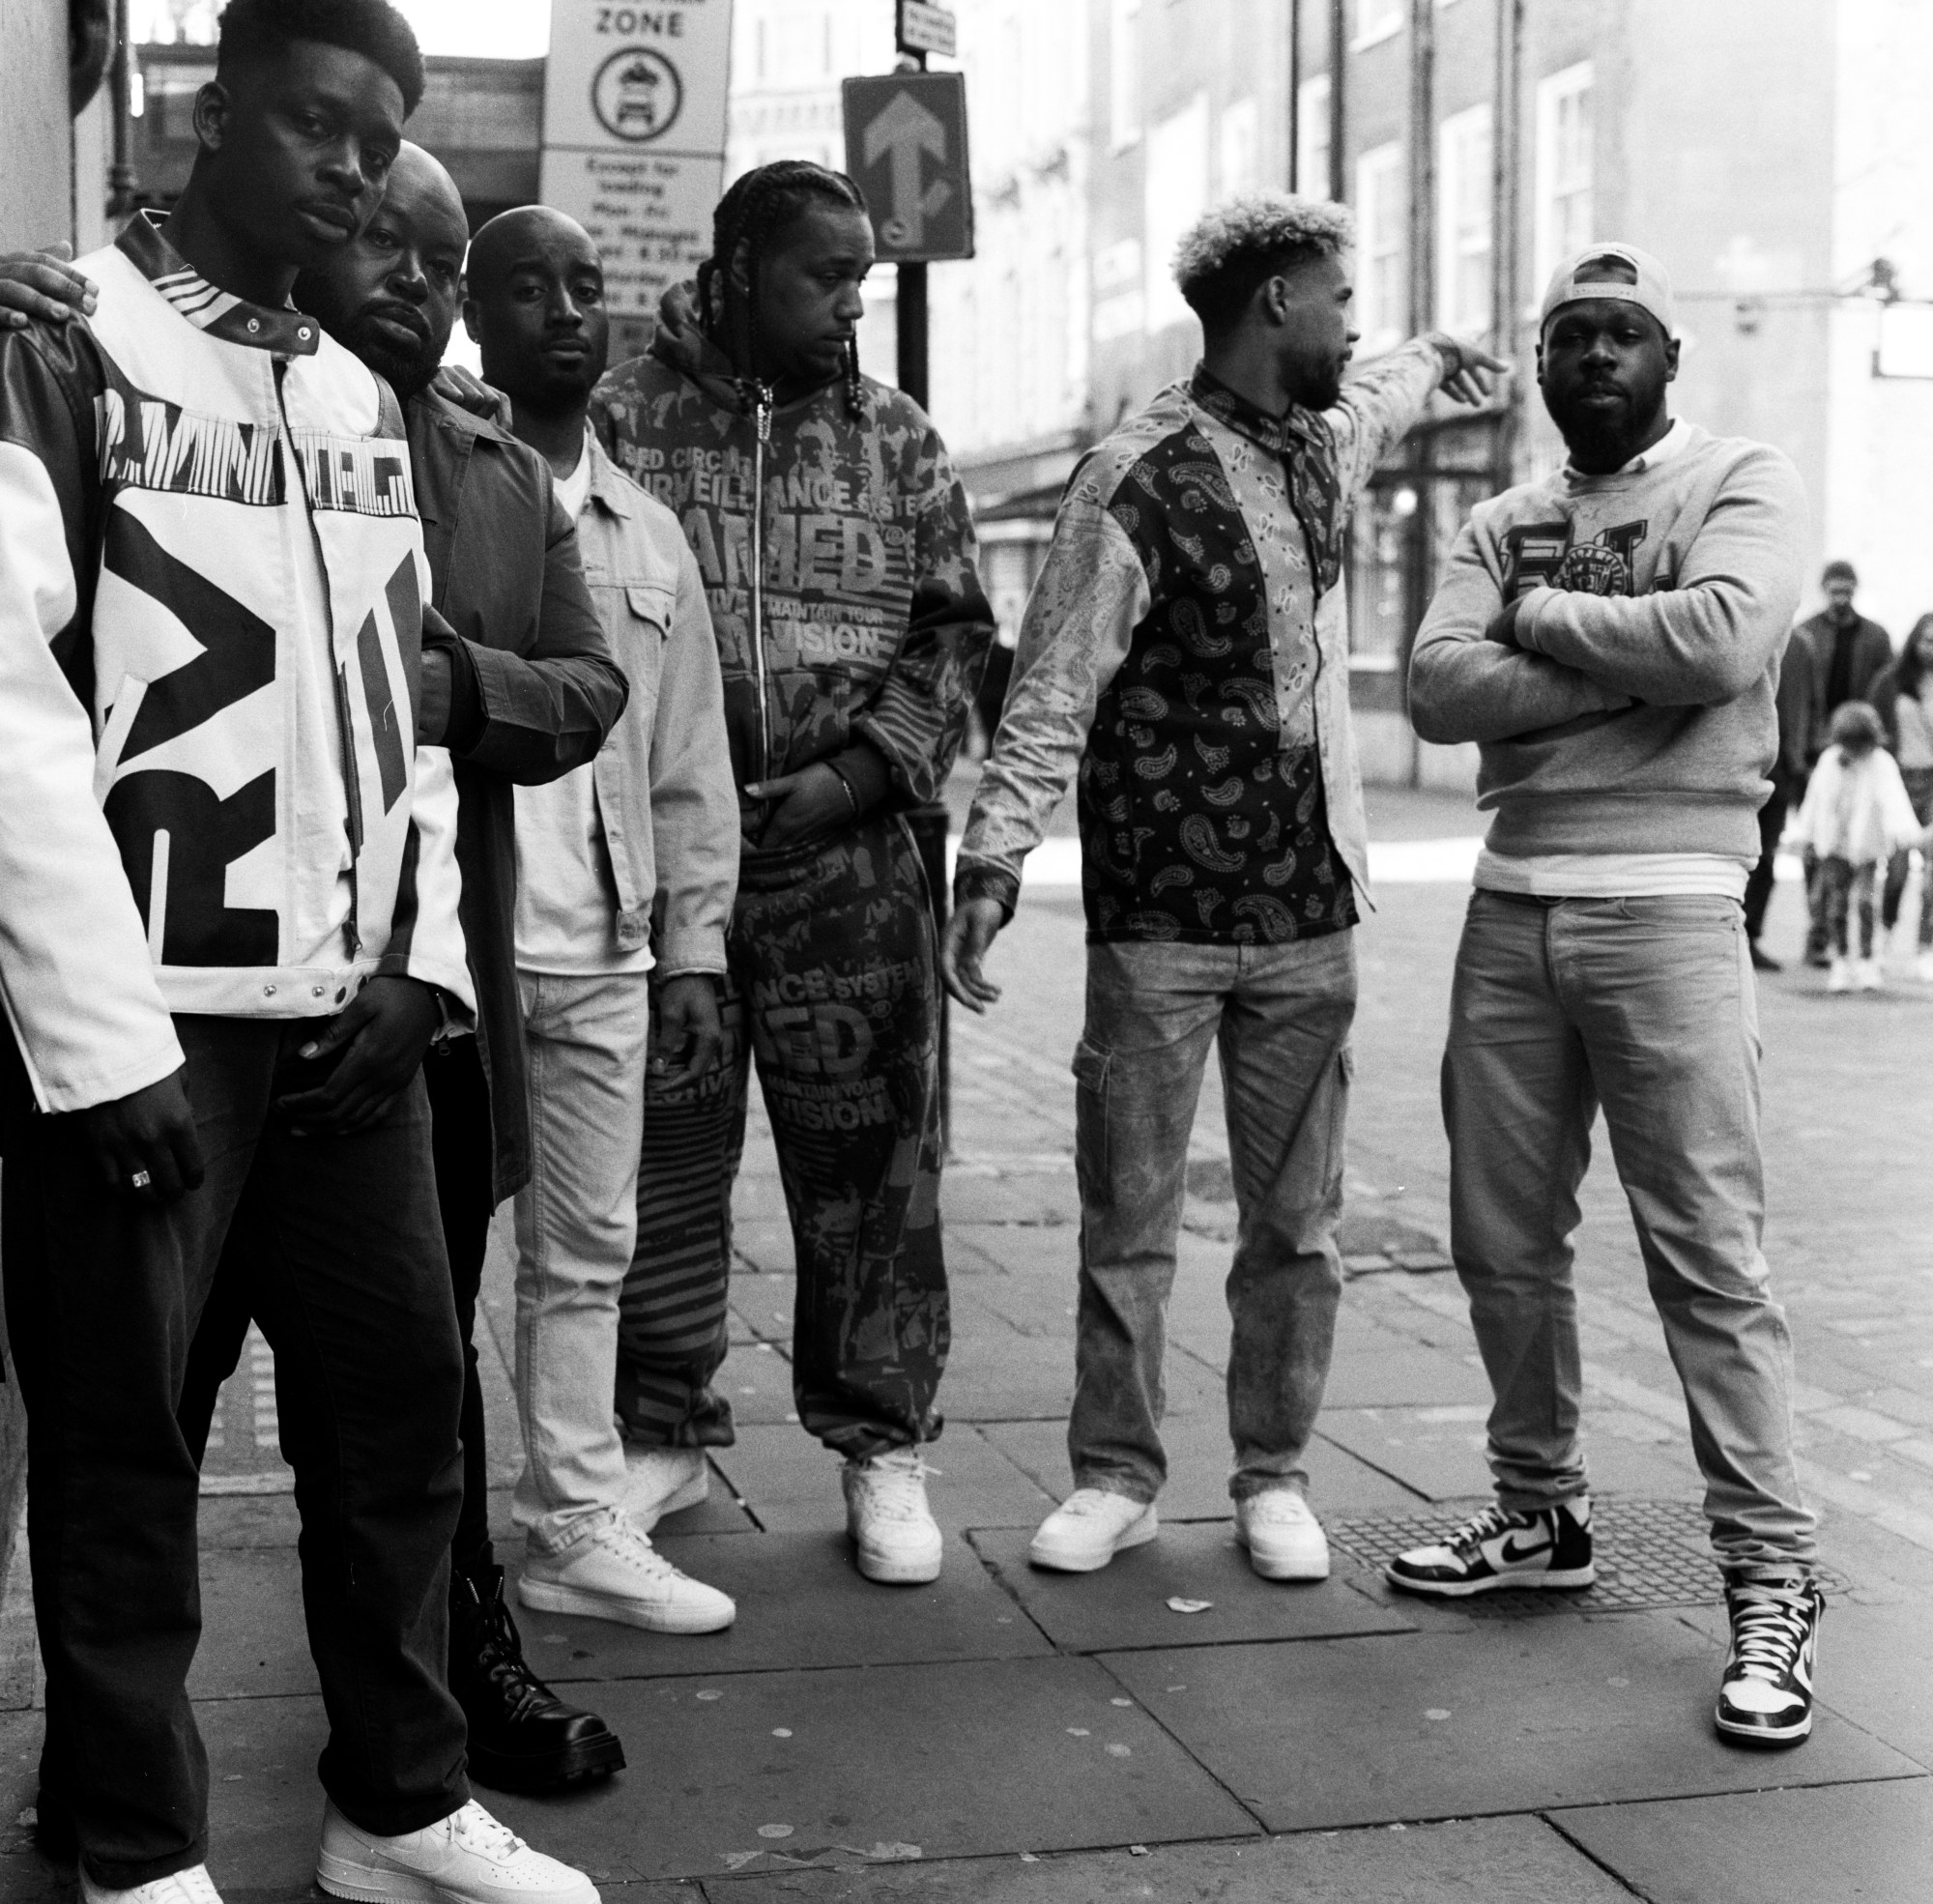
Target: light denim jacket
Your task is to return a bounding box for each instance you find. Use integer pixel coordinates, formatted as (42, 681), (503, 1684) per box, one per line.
(572, 433), (738, 974)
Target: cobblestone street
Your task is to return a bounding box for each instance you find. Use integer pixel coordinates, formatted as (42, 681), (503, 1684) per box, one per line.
(5, 777), (1933, 1900)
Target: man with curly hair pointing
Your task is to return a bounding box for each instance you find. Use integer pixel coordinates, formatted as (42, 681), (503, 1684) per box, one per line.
(943, 194), (1506, 1577)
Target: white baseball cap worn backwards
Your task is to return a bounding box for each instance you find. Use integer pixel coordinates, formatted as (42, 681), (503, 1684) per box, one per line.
(1540, 243), (1677, 340)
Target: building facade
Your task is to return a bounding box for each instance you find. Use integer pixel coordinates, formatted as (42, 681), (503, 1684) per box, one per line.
(1080, 0), (1933, 787)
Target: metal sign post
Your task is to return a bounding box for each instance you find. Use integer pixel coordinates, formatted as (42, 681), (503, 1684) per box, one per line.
(842, 63), (972, 413)
(539, 0), (735, 322)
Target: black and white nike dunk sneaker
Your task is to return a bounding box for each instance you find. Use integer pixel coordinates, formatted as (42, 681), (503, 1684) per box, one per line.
(1715, 1577), (1822, 1747)
(1383, 1497), (1596, 1598)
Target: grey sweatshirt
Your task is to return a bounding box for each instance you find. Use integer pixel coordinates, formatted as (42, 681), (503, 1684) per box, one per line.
(1408, 421), (1805, 861)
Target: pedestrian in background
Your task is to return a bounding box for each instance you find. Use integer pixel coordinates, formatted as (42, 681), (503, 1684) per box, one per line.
(945, 192), (1506, 1582)
(593, 160), (995, 1587)
(1743, 624), (1809, 971)
(1787, 561), (1891, 966)
(1792, 700), (1922, 993)
(1402, 243), (1823, 1750)
(1864, 613), (1933, 979)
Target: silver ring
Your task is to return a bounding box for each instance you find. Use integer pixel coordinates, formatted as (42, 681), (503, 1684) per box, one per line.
(130, 1169), (152, 1190)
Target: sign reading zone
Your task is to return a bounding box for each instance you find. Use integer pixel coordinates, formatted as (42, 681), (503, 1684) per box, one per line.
(541, 0), (735, 317)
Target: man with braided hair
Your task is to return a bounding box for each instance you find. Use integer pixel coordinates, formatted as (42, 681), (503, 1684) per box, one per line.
(592, 161), (995, 1584)
(945, 192), (1506, 1579)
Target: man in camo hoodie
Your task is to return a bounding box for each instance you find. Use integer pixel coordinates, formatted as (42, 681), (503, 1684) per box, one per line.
(592, 162), (993, 1587)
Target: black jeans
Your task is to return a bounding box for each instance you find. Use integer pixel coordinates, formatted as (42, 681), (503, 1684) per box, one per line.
(1744, 772), (1792, 944)
(424, 1036), (498, 1575)
(182, 1037), (500, 1577)
(5, 1017), (469, 1889)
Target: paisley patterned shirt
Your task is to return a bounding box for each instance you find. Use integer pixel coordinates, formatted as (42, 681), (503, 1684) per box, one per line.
(958, 340), (1445, 944)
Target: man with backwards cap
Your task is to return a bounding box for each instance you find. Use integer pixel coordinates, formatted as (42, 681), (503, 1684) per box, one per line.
(1400, 245), (1823, 1747)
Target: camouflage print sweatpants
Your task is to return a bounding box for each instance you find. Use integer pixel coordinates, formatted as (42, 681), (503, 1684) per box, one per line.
(615, 811), (948, 1459)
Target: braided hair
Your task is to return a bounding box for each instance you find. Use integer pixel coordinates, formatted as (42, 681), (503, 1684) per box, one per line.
(697, 159), (871, 418)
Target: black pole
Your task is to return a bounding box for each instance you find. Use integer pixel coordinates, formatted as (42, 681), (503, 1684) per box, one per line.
(107, 0), (139, 218)
(894, 42), (930, 411)
(897, 261), (929, 411)
(1327, 0), (1347, 204)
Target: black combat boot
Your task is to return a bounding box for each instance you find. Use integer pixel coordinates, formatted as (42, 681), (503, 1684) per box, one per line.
(448, 1562), (625, 1792)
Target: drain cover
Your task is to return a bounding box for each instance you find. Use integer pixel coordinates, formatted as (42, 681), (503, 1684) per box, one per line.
(1328, 1496), (1849, 1616)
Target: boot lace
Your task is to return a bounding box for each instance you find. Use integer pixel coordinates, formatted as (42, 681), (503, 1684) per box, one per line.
(460, 1578), (558, 1719)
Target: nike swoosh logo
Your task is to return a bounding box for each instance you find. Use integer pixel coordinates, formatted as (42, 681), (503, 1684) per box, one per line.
(1498, 1534), (1552, 1564)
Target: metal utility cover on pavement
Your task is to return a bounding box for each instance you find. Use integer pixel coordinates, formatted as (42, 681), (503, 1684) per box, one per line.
(842, 72), (974, 262)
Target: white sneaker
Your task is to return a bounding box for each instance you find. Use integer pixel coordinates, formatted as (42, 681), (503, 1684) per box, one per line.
(1916, 950), (1933, 983)
(1857, 956), (1885, 992)
(316, 1799), (596, 1904)
(516, 1512), (735, 1633)
(1234, 1487), (1331, 1581)
(1028, 1488), (1158, 1572)
(1826, 956), (1853, 993)
(81, 1865), (223, 1904)
(620, 1445), (708, 1531)
(841, 1448), (943, 1584)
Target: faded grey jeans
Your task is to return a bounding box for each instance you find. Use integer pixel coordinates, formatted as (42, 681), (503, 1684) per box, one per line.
(1442, 890), (1816, 1576)
(1070, 931), (1356, 1505)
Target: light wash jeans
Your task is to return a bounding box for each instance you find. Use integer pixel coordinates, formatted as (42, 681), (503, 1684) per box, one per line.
(511, 968), (653, 1554)
(1070, 932), (1356, 1505)
(1442, 890), (1816, 1577)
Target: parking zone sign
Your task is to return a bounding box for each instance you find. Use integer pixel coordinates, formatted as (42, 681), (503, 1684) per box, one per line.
(841, 72), (973, 263)
(540, 0), (735, 317)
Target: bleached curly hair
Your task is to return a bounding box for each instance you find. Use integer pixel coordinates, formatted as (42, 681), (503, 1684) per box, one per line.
(1173, 192), (1354, 331)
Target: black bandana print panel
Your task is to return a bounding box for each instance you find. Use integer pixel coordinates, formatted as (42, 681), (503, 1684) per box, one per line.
(1077, 421), (1357, 947)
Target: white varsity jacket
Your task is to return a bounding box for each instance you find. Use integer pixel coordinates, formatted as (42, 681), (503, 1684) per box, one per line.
(0, 212), (471, 1112)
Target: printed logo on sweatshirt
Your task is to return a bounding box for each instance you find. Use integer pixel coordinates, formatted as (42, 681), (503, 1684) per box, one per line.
(1502, 519), (1649, 599)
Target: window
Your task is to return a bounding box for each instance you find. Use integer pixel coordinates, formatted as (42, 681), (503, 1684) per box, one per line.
(1535, 62), (1594, 288)
(1218, 97), (1259, 198)
(1145, 95), (1211, 331)
(1436, 103), (1492, 337)
(1295, 73), (1331, 197)
(1354, 0), (1404, 47)
(1110, 0), (1142, 152)
(1355, 141), (1405, 354)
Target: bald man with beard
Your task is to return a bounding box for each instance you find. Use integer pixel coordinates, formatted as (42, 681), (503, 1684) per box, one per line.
(0, 149), (636, 1802)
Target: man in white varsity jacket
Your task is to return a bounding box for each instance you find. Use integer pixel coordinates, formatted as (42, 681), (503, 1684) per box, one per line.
(0, 6), (592, 1904)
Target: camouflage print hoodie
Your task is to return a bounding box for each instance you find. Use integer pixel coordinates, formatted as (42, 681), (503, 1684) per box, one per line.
(591, 295), (994, 851)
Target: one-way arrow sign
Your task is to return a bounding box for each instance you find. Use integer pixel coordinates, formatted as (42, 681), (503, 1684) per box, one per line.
(842, 72), (973, 263)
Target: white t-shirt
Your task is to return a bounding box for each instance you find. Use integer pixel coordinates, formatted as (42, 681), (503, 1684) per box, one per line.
(1473, 417), (1748, 903)
(512, 438), (652, 976)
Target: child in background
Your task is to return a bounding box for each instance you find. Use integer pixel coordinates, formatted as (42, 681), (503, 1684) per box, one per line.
(1865, 613), (1933, 980)
(1794, 700), (1924, 992)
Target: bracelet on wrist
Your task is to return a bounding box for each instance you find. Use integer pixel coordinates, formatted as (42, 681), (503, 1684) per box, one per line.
(825, 761), (861, 821)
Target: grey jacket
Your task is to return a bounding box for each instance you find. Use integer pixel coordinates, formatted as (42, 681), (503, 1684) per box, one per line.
(569, 432), (738, 975)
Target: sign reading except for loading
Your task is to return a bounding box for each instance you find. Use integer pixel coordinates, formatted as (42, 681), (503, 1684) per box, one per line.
(540, 0), (734, 318)
(841, 72), (973, 263)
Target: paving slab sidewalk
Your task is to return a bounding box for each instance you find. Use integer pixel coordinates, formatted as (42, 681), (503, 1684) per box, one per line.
(4, 786), (1933, 1901)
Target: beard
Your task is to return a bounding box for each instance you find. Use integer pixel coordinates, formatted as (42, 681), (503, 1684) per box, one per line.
(347, 321), (442, 400)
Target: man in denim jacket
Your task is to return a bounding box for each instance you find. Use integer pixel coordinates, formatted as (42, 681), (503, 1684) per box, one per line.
(460, 208), (741, 1640)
